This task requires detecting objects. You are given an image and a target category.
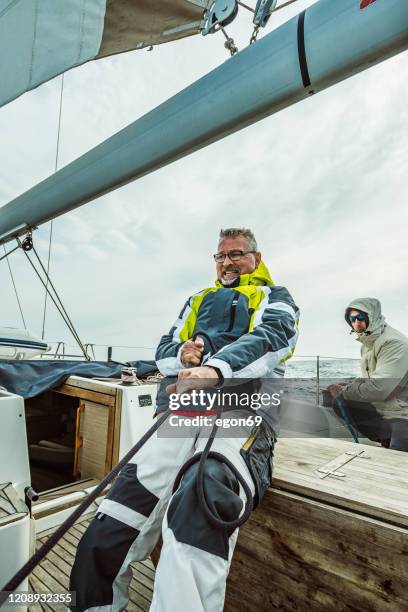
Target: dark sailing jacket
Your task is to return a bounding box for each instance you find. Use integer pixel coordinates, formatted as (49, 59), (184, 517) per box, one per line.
(155, 262), (299, 417)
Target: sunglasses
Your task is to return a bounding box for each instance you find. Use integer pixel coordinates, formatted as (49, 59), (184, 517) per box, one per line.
(348, 313), (366, 323)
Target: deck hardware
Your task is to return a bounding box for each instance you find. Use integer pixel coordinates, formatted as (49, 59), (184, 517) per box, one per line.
(17, 234), (91, 361)
(202, 0), (239, 35)
(221, 26), (239, 55)
(121, 366), (138, 385)
(21, 232), (33, 252)
(24, 486), (39, 515)
(253, 0), (277, 27)
(316, 468), (346, 479)
(315, 448), (369, 480)
(250, 0), (277, 43)
(0, 223), (29, 244)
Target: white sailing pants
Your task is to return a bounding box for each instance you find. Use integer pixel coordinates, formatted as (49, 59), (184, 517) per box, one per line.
(70, 411), (258, 612)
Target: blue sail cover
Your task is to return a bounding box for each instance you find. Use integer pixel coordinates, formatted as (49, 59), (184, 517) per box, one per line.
(0, 359), (158, 399)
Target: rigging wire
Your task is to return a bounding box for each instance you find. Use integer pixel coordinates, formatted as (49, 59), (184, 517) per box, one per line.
(2, 245), (27, 329)
(42, 73), (64, 340)
(0, 244), (20, 262)
(275, 0), (301, 11)
(240, 0), (301, 11)
(18, 237), (90, 360)
(31, 241), (90, 360)
(237, 1), (255, 12)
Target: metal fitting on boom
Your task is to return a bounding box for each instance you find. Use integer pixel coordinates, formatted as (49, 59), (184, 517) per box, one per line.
(202, 0), (239, 35)
(253, 0), (277, 28)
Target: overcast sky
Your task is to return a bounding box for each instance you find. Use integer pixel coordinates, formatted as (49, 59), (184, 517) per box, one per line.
(1, 0), (407, 362)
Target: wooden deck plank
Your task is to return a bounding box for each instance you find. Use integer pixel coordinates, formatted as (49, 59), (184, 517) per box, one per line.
(132, 561), (155, 582)
(128, 572), (154, 600)
(28, 574), (59, 611)
(43, 533), (78, 558)
(28, 568), (67, 612)
(67, 524), (85, 542)
(128, 583), (152, 611)
(63, 377), (118, 397)
(55, 384), (115, 407)
(29, 515), (155, 611)
(274, 439), (408, 527)
(126, 596), (148, 612)
(62, 529), (86, 550)
(41, 548), (72, 580)
(224, 486), (408, 612)
(31, 562), (68, 595)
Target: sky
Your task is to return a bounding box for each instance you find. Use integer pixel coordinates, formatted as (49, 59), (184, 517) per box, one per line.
(0, 0), (407, 362)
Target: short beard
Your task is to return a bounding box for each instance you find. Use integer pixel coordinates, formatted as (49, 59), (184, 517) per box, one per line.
(220, 276), (240, 287)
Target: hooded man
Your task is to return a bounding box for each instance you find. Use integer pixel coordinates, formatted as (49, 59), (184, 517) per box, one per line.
(70, 227), (299, 611)
(328, 298), (408, 451)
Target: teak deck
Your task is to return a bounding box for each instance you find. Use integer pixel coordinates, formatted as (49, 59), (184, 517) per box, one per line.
(273, 438), (408, 526)
(28, 515), (154, 611)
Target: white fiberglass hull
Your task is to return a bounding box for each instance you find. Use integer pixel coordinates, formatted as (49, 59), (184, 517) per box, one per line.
(0, 328), (49, 360)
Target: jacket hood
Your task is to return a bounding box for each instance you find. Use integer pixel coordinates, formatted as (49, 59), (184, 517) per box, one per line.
(215, 260), (274, 288)
(345, 297), (386, 340)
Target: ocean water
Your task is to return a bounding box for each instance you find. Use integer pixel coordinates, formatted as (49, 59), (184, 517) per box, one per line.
(284, 358), (360, 404)
(286, 358), (360, 378)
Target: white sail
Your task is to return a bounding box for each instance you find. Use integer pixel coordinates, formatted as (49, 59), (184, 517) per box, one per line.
(0, 0), (209, 108)
(0, 0), (407, 245)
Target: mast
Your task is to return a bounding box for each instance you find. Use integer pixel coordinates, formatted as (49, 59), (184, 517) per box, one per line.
(0, 0), (407, 245)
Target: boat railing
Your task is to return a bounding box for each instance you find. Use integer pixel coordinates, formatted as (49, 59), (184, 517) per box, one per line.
(46, 341), (96, 360)
(284, 354), (360, 404)
(43, 344), (360, 404)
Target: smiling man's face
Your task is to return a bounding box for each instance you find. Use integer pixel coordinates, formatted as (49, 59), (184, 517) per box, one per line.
(216, 235), (261, 286)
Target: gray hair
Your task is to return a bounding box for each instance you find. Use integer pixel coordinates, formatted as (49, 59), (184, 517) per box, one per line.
(219, 228), (257, 251)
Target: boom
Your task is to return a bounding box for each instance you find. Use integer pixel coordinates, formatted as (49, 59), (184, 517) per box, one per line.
(0, 0), (407, 245)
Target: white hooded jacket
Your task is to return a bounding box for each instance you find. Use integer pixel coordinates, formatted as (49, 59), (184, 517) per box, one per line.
(341, 298), (408, 420)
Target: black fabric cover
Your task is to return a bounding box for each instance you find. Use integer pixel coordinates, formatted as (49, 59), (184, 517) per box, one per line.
(0, 359), (158, 399)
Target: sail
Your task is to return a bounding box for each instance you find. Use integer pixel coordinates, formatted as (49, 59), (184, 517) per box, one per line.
(0, 0), (407, 245)
(0, 0), (208, 108)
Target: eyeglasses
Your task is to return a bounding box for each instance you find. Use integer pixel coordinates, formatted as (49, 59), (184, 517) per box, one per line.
(348, 313), (366, 323)
(213, 249), (255, 263)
